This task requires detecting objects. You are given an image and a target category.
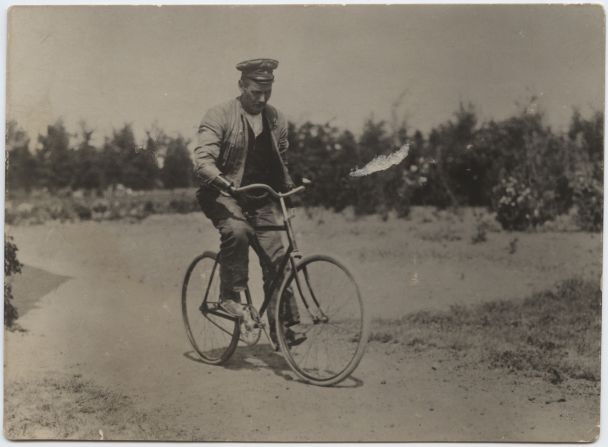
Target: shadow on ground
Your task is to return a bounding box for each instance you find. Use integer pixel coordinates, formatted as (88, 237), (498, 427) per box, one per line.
(184, 346), (364, 388)
(10, 265), (71, 317)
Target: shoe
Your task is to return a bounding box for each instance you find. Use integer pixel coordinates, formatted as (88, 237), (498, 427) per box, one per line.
(219, 299), (247, 318)
(270, 328), (307, 350)
(284, 319), (301, 328)
(285, 328), (307, 347)
(220, 299), (256, 331)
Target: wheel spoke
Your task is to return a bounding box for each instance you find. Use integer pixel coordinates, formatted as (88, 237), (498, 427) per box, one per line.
(297, 325), (322, 369)
(323, 321), (354, 335)
(203, 312), (237, 338)
(277, 256), (368, 385)
(182, 254), (239, 364)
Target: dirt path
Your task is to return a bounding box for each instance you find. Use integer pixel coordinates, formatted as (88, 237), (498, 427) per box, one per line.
(4, 215), (600, 441)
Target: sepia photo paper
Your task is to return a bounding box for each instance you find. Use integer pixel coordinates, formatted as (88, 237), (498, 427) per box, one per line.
(3, 4), (604, 442)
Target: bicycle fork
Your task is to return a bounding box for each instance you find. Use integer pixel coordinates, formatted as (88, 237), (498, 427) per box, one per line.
(289, 254), (329, 325)
(278, 198), (329, 325)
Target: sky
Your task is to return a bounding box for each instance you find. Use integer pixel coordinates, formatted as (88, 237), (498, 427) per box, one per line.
(6, 4), (605, 147)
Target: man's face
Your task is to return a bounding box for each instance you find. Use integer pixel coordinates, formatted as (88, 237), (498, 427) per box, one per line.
(239, 79), (272, 114)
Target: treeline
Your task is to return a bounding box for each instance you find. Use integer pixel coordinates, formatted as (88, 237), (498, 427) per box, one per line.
(6, 121), (193, 193)
(6, 103), (603, 230)
(287, 104), (603, 231)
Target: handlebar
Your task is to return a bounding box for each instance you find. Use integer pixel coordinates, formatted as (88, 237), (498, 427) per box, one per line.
(232, 182), (307, 199)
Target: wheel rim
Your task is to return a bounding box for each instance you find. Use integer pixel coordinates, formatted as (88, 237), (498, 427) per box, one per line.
(278, 257), (367, 384)
(182, 255), (239, 363)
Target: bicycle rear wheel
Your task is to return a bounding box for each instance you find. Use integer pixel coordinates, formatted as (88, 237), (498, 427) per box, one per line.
(182, 252), (240, 364)
(276, 255), (369, 386)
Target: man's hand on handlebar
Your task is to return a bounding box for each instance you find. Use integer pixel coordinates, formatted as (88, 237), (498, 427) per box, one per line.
(211, 175), (237, 197)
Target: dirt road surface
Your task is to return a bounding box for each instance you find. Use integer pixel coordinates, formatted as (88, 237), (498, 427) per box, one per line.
(4, 212), (601, 441)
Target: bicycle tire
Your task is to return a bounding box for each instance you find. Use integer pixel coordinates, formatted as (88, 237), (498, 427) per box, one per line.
(182, 251), (240, 365)
(275, 254), (369, 386)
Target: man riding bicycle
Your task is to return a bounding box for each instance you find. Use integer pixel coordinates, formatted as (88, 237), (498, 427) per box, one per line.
(193, 58), (305, 347)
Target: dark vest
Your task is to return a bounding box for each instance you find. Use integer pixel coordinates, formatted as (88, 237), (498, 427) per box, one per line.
(240, 114), (281, 189)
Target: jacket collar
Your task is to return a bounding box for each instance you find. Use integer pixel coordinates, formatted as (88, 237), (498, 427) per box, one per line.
(235, 97), (278, 130)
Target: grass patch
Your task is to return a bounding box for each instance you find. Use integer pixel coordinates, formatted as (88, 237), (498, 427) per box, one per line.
(370, 277), (601, 384)
(4, 374), (191, 440)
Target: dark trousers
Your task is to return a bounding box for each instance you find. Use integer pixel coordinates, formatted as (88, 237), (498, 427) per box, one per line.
(197, 188), (300, 332)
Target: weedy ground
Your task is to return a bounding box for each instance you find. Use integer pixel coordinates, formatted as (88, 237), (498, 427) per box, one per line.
(4, 206), (602, 441)
(4, 375), (189, 440)
(368, 277), (600, 389)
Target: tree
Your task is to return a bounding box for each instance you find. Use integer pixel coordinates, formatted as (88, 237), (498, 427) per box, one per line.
(119, 125), (159, 190)
(354, 119), (400, 216)
(73, 122), (103, 190)
(102, 124), (160, 190)
(6, 121), (37, 193)
(567, 110), (603, 231)
(568, 109), (604, 168)
(36, 120), (75, 190)
(288, 121), (336, 207)
(100, 135), (123, 189)
(331, 129), (359, 211)
(162, 135), (193, 188)
(480, 101), (576, 228)
(425, 103), (479, 208)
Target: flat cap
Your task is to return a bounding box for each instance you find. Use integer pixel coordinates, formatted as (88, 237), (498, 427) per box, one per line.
(236, 58), (278, 84)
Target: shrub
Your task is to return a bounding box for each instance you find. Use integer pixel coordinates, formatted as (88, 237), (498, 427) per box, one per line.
(4, 236), (22, 327)
(5, 107), (603, 226)
(73, 202), (92, 220)
(492, 176), (540, 230)
(169, 198), (198, 214)
(471, 220), (488, 244)
(143, 200), (156, 214)
(572, 174), (603, 232)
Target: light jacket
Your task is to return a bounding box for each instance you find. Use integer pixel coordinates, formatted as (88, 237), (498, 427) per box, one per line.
(193, 97), (293, 190)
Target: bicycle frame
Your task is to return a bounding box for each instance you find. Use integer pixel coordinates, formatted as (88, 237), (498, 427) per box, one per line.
(201, 190), (323, 331)
(184, 181), (368, 384)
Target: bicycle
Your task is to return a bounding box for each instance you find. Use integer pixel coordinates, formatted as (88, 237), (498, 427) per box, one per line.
(181, 181), (369, 386)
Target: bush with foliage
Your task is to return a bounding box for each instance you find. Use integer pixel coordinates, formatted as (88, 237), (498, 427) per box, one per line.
(572, 174), (603, 231)
(5, 188), (200, 225)
(491, 176), (542, 231)
(4, 236), (22, 327)
(566, 110), (604, 232)
(5, 104), (603, 231)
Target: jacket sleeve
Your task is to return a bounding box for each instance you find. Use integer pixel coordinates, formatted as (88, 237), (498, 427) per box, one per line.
(193, 106), (224, 185)
(276, 112), (295, 189)
(277, 112), (290, 166)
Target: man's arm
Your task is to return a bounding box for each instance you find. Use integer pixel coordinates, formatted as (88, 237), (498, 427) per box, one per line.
(276, 112), (296, 190)
(276, 112), (290, 165)
(193, 106), (225, 186)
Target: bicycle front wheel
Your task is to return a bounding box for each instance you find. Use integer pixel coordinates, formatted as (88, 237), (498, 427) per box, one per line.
(182, 252), (240, 365)
(276, 255), (369, 386)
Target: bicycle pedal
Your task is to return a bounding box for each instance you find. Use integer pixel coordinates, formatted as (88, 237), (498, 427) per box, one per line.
(240, 328), (260, 346)
(242, 321), (255, 331)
